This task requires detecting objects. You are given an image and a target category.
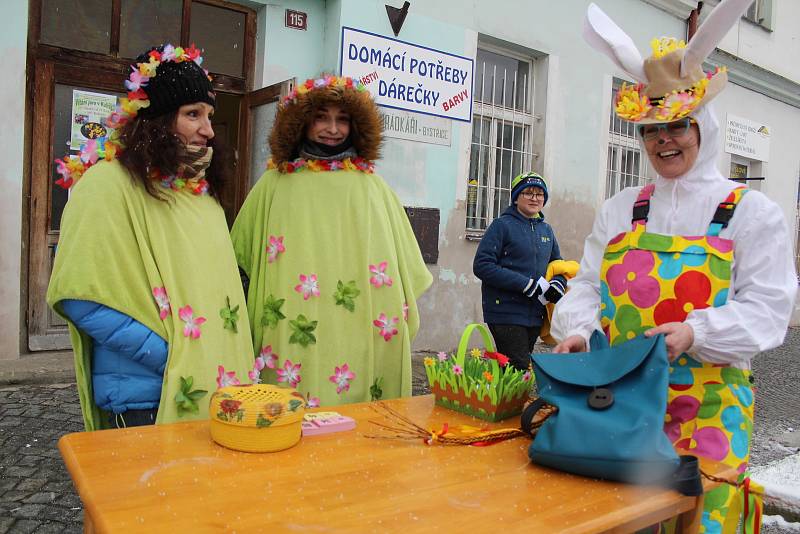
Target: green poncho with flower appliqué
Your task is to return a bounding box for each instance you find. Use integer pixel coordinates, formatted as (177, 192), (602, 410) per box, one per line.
(231, 166), (432, 406)
(47, 160), (254, 430)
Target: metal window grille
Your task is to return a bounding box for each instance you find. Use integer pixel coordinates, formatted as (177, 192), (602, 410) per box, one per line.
(605, 79), (652, 199)
(466, 47), (536, 232)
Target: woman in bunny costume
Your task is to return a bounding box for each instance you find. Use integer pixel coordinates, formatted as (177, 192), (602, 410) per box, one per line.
(552, 2), (796, 532)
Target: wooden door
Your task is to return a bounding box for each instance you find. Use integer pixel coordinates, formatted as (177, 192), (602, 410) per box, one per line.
(26, 0), (257, 351)
(236, 81), (292, 201)
(27, 60), (126, 351)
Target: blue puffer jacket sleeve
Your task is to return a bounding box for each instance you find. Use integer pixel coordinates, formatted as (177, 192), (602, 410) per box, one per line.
(473, 218), (531, 292)
(60, 299), (167, 413)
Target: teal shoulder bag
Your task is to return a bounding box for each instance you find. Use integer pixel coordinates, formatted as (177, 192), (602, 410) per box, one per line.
(527, 332), (699, 491)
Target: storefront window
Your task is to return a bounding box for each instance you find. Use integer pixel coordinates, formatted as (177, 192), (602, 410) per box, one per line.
(40, 0), (112, 54)
(120, 0), (182, 59)
(466, 47), (535, 232)
(190, 2), (246, 77)
(474, 48), (530, 112)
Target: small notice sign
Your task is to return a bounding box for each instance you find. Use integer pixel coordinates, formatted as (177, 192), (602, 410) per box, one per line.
(70, 90), (117, 150)
(285, 9), (307, 31)
(724, 113), (770, 162)
(379, 109), (451, 146)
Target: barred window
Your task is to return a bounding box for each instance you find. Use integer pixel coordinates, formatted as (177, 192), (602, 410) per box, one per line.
(466, 47), (536, 233)
(605, 78), (652, 199)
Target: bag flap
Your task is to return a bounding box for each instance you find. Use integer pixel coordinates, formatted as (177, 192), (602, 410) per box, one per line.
(532, 334), (665, 387)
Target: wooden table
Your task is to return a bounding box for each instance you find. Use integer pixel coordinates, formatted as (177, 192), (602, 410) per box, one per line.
(59, 395), (730, 533)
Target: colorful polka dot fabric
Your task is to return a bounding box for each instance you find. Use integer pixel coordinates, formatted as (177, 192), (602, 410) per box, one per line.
(599, 184), (763, 533)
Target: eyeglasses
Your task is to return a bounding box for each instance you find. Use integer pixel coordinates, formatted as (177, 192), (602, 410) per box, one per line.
(637, 118), (696, 141)
(520, 191), (545, 199)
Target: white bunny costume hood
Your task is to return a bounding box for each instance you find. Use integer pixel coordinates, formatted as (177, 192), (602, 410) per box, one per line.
(552, 2), (797, 368)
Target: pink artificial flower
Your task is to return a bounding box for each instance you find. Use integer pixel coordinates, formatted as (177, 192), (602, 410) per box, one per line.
(373, 313), (399, 342)
(306, 393), (320, 408)
(266, 235), (285, 263)
(368, 261), (393, 288)
(248, 348), (273, 384)
(124, 69), (149, 92)
(160, 44), (176, 62)
(259, 345), (279, 369)
(329, 363), (355, 394)
(152, 287), (171, 320)
(402, 302), (409, 321)
(522, 371), (532, 382)
(217, 365), (241, 388)
(294, 274), (320, 300)
(437, 351), (448, 362)
(80, 139), (100, 165)
(276, 359), (302, 388)
(178, 305), (206, 339)
(656, 92), (695, 120)
(105, 111), (126, 129)
(452, 365), (463, 376)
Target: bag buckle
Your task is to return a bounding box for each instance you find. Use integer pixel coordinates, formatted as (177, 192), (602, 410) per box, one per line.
(711, 202), (736, 229)
(631, 200), (649, 223)
(588, 387), (614, 410)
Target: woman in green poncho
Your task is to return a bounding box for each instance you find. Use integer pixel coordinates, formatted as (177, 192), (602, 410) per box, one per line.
(231, 76), (432, 407)
(48, 44), (254, 430)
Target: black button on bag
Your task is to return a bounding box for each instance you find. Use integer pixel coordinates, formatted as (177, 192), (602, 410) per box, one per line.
(588, 388), (614, 410)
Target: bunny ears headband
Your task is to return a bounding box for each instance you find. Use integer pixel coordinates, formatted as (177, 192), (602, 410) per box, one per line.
(583, 0), (752, 123)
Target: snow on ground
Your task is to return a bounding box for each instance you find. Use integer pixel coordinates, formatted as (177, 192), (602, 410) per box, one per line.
(762, 515), (800, 533)
(751, 452), (800, 525)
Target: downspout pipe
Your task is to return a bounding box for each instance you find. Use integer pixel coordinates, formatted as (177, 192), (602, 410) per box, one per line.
(687, 1), (704, 40)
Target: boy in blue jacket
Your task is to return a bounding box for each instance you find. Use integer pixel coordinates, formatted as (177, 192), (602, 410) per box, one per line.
(473, 172), (564, 370)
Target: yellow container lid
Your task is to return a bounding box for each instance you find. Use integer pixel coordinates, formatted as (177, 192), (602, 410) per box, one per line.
(209, 384), (306, 453)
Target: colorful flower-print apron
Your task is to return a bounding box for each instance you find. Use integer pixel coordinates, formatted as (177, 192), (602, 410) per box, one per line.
(600, 184), (762, 534)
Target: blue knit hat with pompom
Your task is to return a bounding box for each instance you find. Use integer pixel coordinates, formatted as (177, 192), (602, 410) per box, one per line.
(511, 172), (548, 205)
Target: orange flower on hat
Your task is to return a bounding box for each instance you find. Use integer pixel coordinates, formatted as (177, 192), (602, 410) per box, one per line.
(615, 83), (653, 122)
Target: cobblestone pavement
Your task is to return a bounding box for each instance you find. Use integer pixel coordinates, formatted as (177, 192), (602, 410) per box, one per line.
(2, 329), (798, 533)
(0, 384), (84, 533)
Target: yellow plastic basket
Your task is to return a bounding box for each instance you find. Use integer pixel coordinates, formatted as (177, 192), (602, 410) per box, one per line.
(209, 384), (306, 453)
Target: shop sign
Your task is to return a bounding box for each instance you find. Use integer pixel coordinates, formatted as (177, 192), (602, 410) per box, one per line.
(724, 113), (770, 162)
(379, 108), (451, 146)
(340, 26), (474, 122)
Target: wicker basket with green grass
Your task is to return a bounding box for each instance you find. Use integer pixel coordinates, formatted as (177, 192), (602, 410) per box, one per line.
(424, 324), (533, 422)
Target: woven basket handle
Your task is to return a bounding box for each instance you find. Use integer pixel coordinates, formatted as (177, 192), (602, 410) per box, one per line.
(456, 323), (496, 360)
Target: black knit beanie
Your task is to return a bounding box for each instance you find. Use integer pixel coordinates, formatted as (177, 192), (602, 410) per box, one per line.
(137, 46), (216, 119)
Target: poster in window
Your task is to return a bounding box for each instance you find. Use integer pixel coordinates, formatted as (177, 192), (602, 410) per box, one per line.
(70, 90), (118, 150)
(730, 162), (748, 181)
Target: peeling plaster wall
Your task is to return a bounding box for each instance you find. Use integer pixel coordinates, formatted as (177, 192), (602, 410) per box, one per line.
(0, 2), (27, 359)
